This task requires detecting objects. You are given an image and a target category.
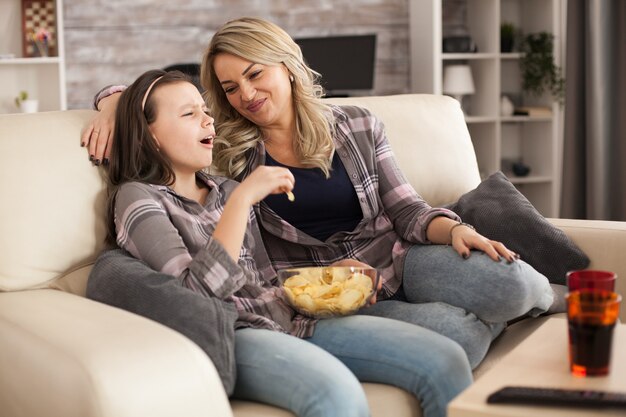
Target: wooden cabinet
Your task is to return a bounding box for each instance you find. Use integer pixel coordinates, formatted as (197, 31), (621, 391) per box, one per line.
(409, 0), (563, 217)
(0, 0), (66, 114)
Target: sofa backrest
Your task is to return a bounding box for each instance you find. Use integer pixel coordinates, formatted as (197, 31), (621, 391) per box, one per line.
(0, 110), (107, 292)
(325, 94), (480, 205)
(0, 94), (480, 293)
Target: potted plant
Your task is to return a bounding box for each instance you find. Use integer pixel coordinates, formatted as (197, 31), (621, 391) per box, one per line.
(519, 32), (565, 105)
(500, 22), (516, 53)
(14, 90), (39, 113)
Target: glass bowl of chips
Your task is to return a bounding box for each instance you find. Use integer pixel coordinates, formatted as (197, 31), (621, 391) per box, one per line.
(277, 266), (379, 318)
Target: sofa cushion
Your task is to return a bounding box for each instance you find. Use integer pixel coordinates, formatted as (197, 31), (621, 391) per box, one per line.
(231, 382), (422, 417)
(446, 172), (590, 284)
(86, 249), (238, 395)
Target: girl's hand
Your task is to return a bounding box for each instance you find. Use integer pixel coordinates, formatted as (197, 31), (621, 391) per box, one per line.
(80, 92), (120, 165)
(450, 224), (519, 263)
(235, 166), (295, 205)
(330, 259), (382, 305)
(213, 166), (294, 261)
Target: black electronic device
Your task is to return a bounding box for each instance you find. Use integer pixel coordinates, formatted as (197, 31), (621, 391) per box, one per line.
(512, 161), (531, 177)
(487, 386), (626, 409)
(294, 34), (376, 96)
(442, 36), (477, 53)
(163, 62), (202, 92)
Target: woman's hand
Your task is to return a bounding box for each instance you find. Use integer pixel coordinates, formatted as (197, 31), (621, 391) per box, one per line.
(80, 92), (121, 165)
(427, 216), (519, 263)
(235, 166), (295, 205)
(330, 259), (382, 305)
(450, 223), (519, 263)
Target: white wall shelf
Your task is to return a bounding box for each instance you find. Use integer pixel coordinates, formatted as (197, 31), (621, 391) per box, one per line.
(442, 52), (498, 60)
(509, 176), (553, 184)
(500, 52), (524, 59)
(0, 57), (63, 65)
(501, 116), (553, 123)
(409, 0), (562, 217)
(0, 0), (66, 114)
(465, 116), (498, 123)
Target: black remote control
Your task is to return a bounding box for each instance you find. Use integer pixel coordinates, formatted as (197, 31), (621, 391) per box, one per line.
(487, 386), (626, 408)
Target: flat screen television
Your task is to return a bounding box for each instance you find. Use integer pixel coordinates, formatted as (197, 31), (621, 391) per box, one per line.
(294, 34), (377, 96)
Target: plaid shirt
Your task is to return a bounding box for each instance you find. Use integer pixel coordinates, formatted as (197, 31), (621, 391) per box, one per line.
(114, 172), (317, 337)
(240, 104), (460, 299)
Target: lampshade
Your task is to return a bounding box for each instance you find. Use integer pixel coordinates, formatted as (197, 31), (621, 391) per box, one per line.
(442, 65), (475, 95)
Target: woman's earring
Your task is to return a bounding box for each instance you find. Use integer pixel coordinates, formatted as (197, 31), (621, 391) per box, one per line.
(289, 74), (295, 83)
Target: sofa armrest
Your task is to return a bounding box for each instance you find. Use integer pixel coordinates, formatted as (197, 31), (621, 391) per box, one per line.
(0, 289), (233, 417)
(549, 218), (626, 320)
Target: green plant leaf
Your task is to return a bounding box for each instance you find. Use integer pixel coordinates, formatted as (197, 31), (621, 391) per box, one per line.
(15, 90), (28, 107)
(519, 32), (565, 105)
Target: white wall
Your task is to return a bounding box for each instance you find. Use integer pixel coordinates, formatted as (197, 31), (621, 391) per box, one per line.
(63, 0), (413, 109)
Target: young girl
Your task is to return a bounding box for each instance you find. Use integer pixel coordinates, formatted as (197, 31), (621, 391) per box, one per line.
(105, 68), (472, 417)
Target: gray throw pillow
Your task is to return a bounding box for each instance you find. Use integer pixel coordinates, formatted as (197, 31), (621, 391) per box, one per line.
(87, 249), (238, 394)
(445, 171), (589, 285)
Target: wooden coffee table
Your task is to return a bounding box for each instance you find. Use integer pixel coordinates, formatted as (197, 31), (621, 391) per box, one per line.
(448, 317), (626, 417)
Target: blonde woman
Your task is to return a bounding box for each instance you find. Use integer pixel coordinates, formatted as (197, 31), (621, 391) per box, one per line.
(200, 17), (554, 362)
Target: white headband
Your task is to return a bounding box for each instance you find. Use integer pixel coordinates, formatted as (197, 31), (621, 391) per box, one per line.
(141, 75), (164, 111)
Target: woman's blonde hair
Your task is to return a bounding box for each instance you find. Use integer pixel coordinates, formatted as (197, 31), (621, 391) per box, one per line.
(201, 17), (335, 178)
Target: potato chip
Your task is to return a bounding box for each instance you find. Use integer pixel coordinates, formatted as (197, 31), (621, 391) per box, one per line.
(295, 293), (316, 311)
(344, 272), (371, 290)
(284, 275), (310, 288)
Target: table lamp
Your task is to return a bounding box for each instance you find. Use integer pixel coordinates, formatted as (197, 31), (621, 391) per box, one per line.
(442, 64), (475, 114)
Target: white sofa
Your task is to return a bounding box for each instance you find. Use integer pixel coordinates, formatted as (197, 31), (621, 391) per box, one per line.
(1, 94), (625, 417)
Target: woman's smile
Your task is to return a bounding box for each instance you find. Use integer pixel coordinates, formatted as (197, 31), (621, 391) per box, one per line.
(246, 98), (266, 113)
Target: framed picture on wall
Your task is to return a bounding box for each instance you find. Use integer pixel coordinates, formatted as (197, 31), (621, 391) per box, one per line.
(21, 0), (57, 57)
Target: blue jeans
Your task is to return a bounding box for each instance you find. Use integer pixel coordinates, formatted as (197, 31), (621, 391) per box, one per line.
(360, 244), (553, 368)
(233, 315), (472, 417)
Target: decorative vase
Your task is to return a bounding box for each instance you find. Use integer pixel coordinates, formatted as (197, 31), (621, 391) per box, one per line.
(20, 99), (39, 113)
(33, 41), (49, 57)
(500, 95), (514, 116)
(501, 36), (514, 53)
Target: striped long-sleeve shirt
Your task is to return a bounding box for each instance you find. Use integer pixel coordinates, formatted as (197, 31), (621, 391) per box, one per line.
(114, 173), (317, 337)
(241, 104), (461, 299)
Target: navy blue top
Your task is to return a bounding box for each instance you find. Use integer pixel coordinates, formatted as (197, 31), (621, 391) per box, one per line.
(264, 152), (363, 241)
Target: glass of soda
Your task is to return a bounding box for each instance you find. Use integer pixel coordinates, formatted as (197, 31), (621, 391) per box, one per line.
(566, 290), (621, 377)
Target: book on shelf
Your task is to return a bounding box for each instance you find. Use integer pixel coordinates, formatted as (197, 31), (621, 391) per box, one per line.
(513, 106), (553, 117)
